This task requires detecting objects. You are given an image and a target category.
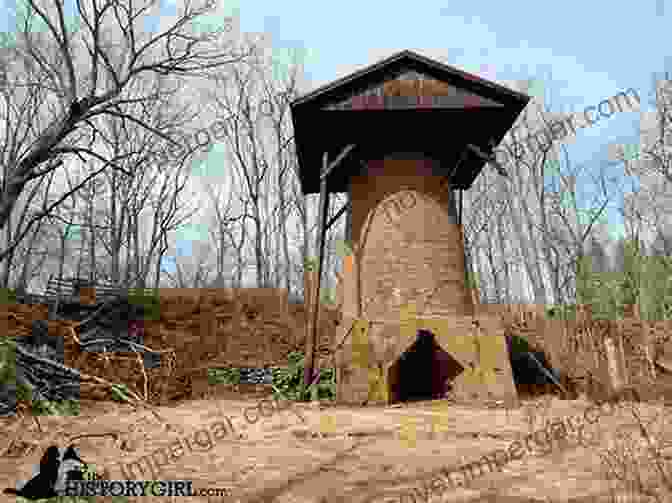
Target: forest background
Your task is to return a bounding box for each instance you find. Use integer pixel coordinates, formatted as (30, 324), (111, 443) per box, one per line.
(0, 0), (670, 313)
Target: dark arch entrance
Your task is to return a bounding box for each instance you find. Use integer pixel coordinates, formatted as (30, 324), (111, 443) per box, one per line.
(388, 329), (465, 403)
(505, 334), (568, 398)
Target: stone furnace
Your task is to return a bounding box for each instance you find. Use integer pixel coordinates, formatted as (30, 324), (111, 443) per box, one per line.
(290, 50), (530, 405)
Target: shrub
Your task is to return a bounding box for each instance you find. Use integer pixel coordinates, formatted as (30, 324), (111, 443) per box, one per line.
(208, 367), (241, 385)
(272, 351), (335, 402)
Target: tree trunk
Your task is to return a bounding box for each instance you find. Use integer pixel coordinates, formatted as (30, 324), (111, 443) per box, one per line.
(1, 216), (14, 288)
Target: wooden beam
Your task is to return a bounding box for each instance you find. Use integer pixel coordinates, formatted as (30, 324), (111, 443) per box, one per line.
(304, 144), (356, 392)
(325, 201), (351, 232)
(304, 153), (330, 390)
(449, 146), (469, 185)
(467, 143), (509, 178)
(458, 189), (463, 226)
(345, 188), (352, 242)
(525, 352), (569, 396)
(321, 144), (356, 180)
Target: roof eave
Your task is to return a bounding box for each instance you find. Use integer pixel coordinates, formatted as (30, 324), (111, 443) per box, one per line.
(290, 49), (530, 110)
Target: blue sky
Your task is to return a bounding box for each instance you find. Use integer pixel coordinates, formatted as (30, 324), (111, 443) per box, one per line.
(2, 0), (671, 277)
(244, 0), (669, 244)
(178, 0), (669, 250)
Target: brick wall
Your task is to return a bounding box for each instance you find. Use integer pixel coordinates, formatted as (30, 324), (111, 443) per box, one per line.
(347, 157), (472, 323)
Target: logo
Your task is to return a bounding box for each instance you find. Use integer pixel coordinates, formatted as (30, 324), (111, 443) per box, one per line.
(3, 444), (106, 500)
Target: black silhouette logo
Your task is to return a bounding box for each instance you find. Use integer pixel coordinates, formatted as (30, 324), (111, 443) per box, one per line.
(4, 444), (93, 500)
(54, 445), (87, 494)
(3, 446), (61, 500)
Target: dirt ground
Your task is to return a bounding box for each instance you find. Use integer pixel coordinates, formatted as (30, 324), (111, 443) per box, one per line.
(1, 393), (671, 503)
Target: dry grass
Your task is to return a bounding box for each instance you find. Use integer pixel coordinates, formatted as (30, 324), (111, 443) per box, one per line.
(543, 310), (672, 503)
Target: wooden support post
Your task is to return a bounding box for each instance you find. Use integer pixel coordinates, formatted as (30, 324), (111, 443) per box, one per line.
(458, 189), (463, 226)
(326, 201), (351, 231)
(304, 145), (356, 392)
(345, 188), (352, 242)
(304, 155), (330, 390)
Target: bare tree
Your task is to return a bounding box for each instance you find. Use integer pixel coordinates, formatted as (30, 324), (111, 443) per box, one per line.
(201, 172), (247, 288)
(0, 0), (250, 264)
(205, 40), (317, 290)
(464, 76), (619, 308)
(43, 168), (82, 292)
(0, 162), (59, 289)
(87, 73), (198, 286)
(256, 51), (305, 293)
(207, 54), (274, 286)
(619, 74), (672, 257)
(70, 176), (106, 282)
(4, 168), (62, 293)
(163, 239), (214, 288)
